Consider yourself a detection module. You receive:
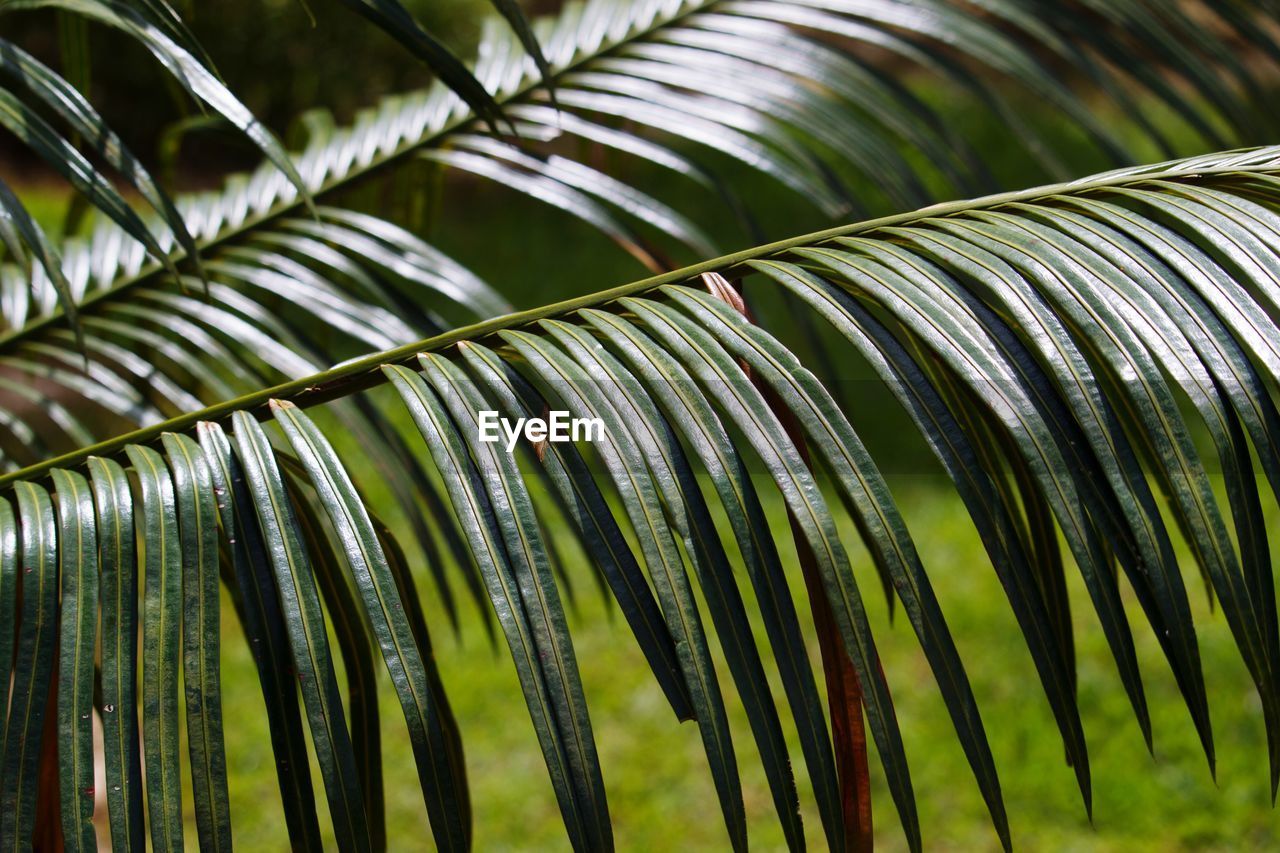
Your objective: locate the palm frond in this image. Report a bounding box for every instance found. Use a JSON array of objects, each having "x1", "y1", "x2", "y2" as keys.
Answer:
[
  {"x1": 3, "y1": 146, "x2": 1280, "y2": 849},
  {"x1": 0, "y1": 0, "x2": 1271, "y2": 630}
]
